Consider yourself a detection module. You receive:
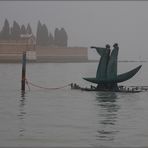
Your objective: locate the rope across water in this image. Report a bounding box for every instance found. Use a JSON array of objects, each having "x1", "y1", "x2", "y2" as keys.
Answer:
[{"x1": 25, "y1": 78, "x2": 71, "y2": 90}]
